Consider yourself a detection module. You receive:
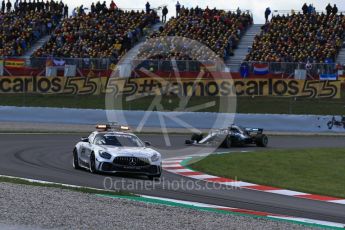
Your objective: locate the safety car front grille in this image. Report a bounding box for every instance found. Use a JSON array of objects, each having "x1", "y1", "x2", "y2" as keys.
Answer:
[{"x1": 113, "y1": 156, "x2": 150, "y2": 166}]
